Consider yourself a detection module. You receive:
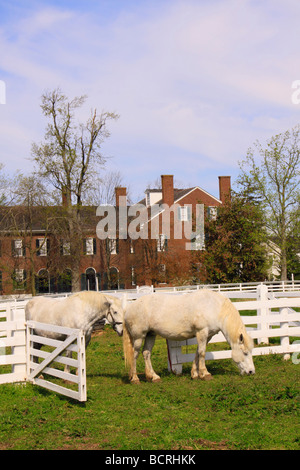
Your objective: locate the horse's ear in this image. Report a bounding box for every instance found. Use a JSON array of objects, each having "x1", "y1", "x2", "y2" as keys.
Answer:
[
  {"x1": 103, "y1": 295, "x2": 112, "y2": 307},
  {"x1": 239, "y1": 333, "x2": 244, "y2": 343}
]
